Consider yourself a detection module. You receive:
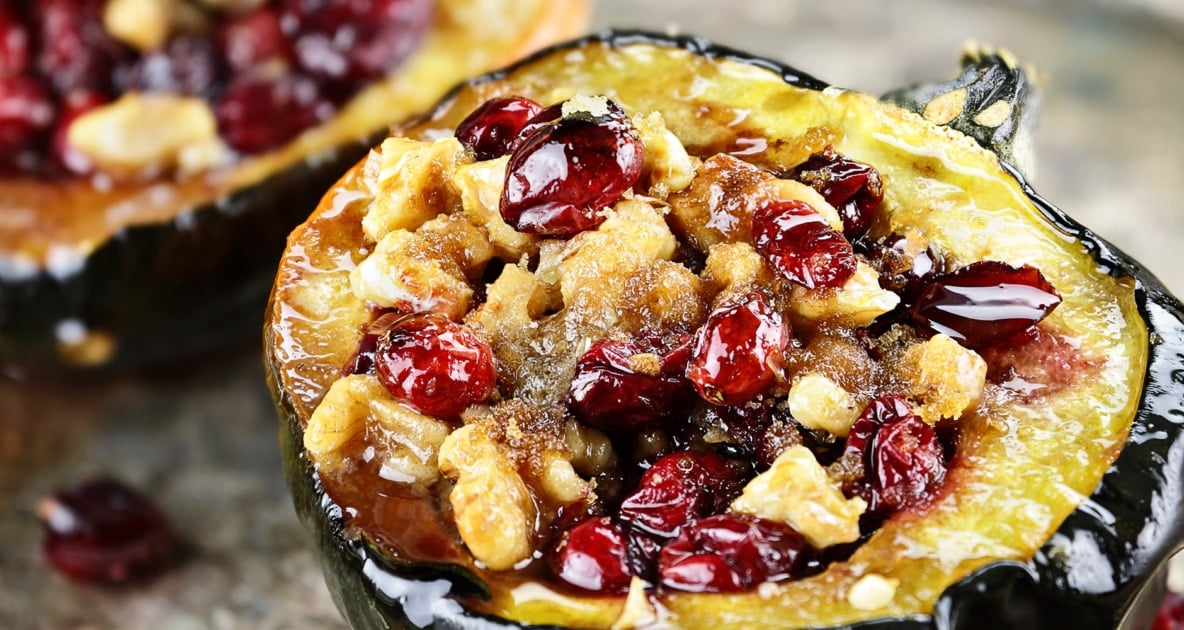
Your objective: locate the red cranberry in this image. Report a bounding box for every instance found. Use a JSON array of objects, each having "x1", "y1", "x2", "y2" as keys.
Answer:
[
  {"x1": 658, "y1": 514, "x2": 814, "y2": 593},
  {"x1": 214, "y1": 73, "x2": 332, "y2": 154},
  {"x1": 499, "y1": 98, "x2": 644, "y2": 236},
  {"x1": 1154, "y1": 590, "x2": 1184, "y2": 630},
  {"x1": 218, "y1": 6, "x2": 293, "y2": 73},
  {"x1": 51, "y1": 89, "x2": 109, "y2": 174},
  {"x1": 909, "y1": 260, "x2": 1062, "y2": 350},
  {"x1": 34, "y1": 0, "x2": 127, "y2": 93},
  {"x1": 454, "y1": 96, "x2": 545, "y2": 161},
  {"x1": 618, "y1": 451, "x2": 748, "y2": 539},
  {"x1": 844, "y1": 395, "x2": 946, "y2": 517},
  {"x1": 686, "y1": 292, "x2": 788, "y2": 406},
  {"x1": 119, "y1": 35, "x2": 224, "y2": 97},
  {"x1": 549, "y1": 516, "x2": 632, "y2": 594},
  {"x1": 37, "y1": 477, "x2": 177, "y2": 583},
  {"x1": 0, "y1": 6, "x2": 30, "y2": 78},
  {"x1": 567, "y1": 335, "x2": 690, "y2": 432},
  {"x1": 751, "y1": 198, "x2": 857, "y2": 289},
  {"x1": 0, "y1": 75, "x2": 54, "y2": 154},
  {"x1": 372, "y1": 313, "x2": 497, "y2": 420},
  {"x1": 788, "y1": 146, "x2": 884, "y2": 238},
  {"x1": 284, "y1": 0, "x2": 433, "y2": 87}
]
